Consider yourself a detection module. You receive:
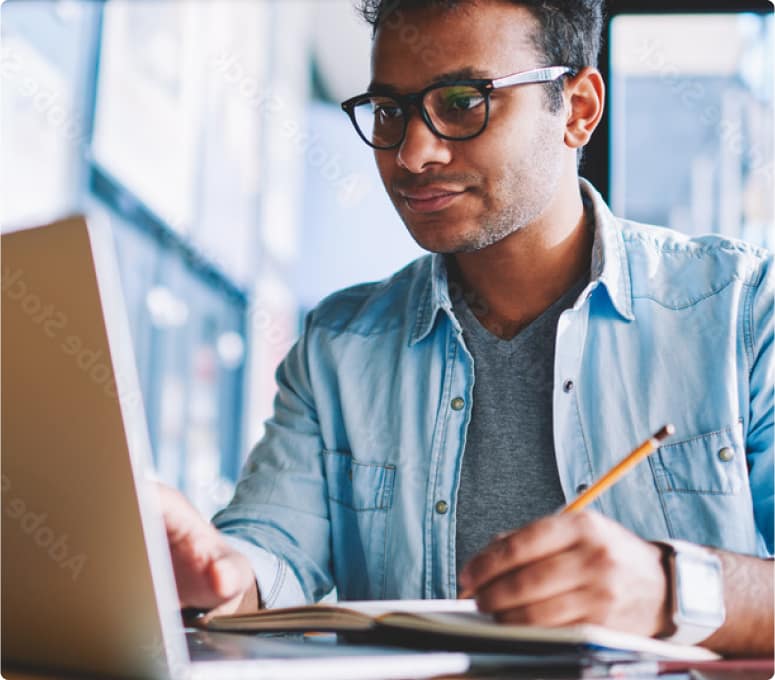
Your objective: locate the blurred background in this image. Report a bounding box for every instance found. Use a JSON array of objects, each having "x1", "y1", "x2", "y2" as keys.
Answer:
[{"x1": 1, "y1": 0, "x2": 772, "y2": 517}]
